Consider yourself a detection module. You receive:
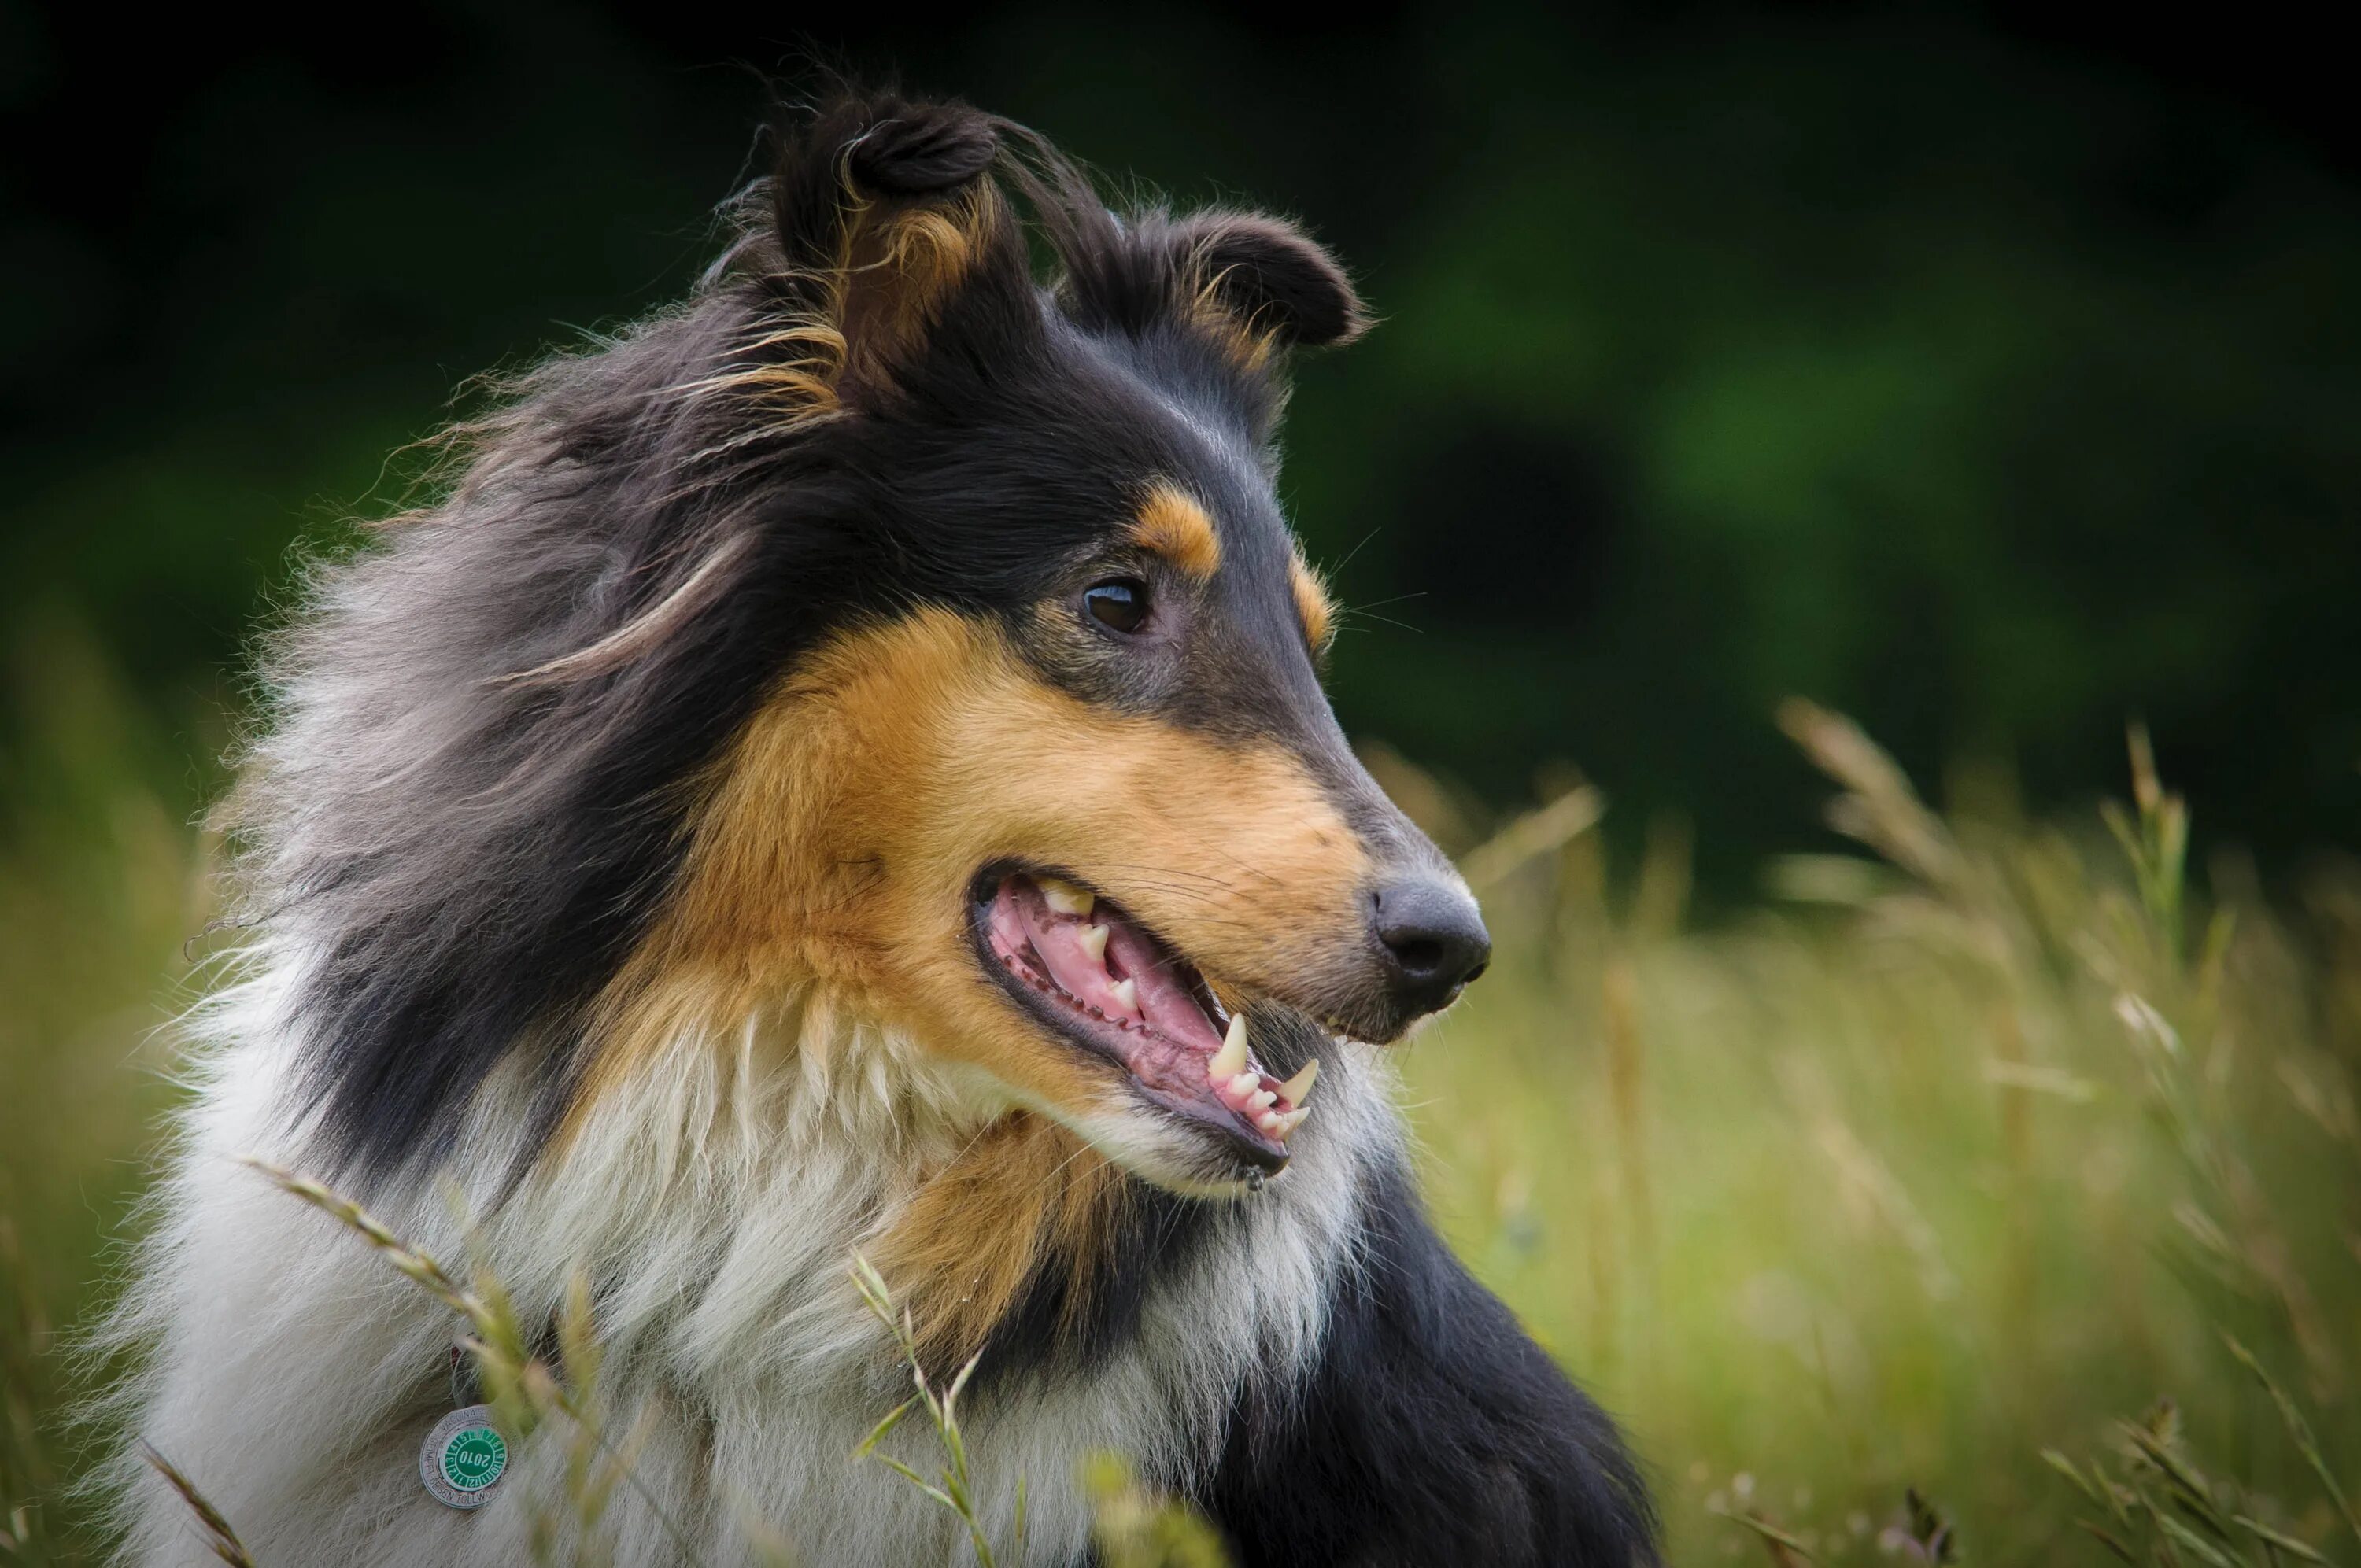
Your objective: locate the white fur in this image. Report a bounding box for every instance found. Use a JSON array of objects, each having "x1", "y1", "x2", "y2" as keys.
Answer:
[{"x1": 102, "y1": 949, "x2": 1395, "y2": 1566}]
